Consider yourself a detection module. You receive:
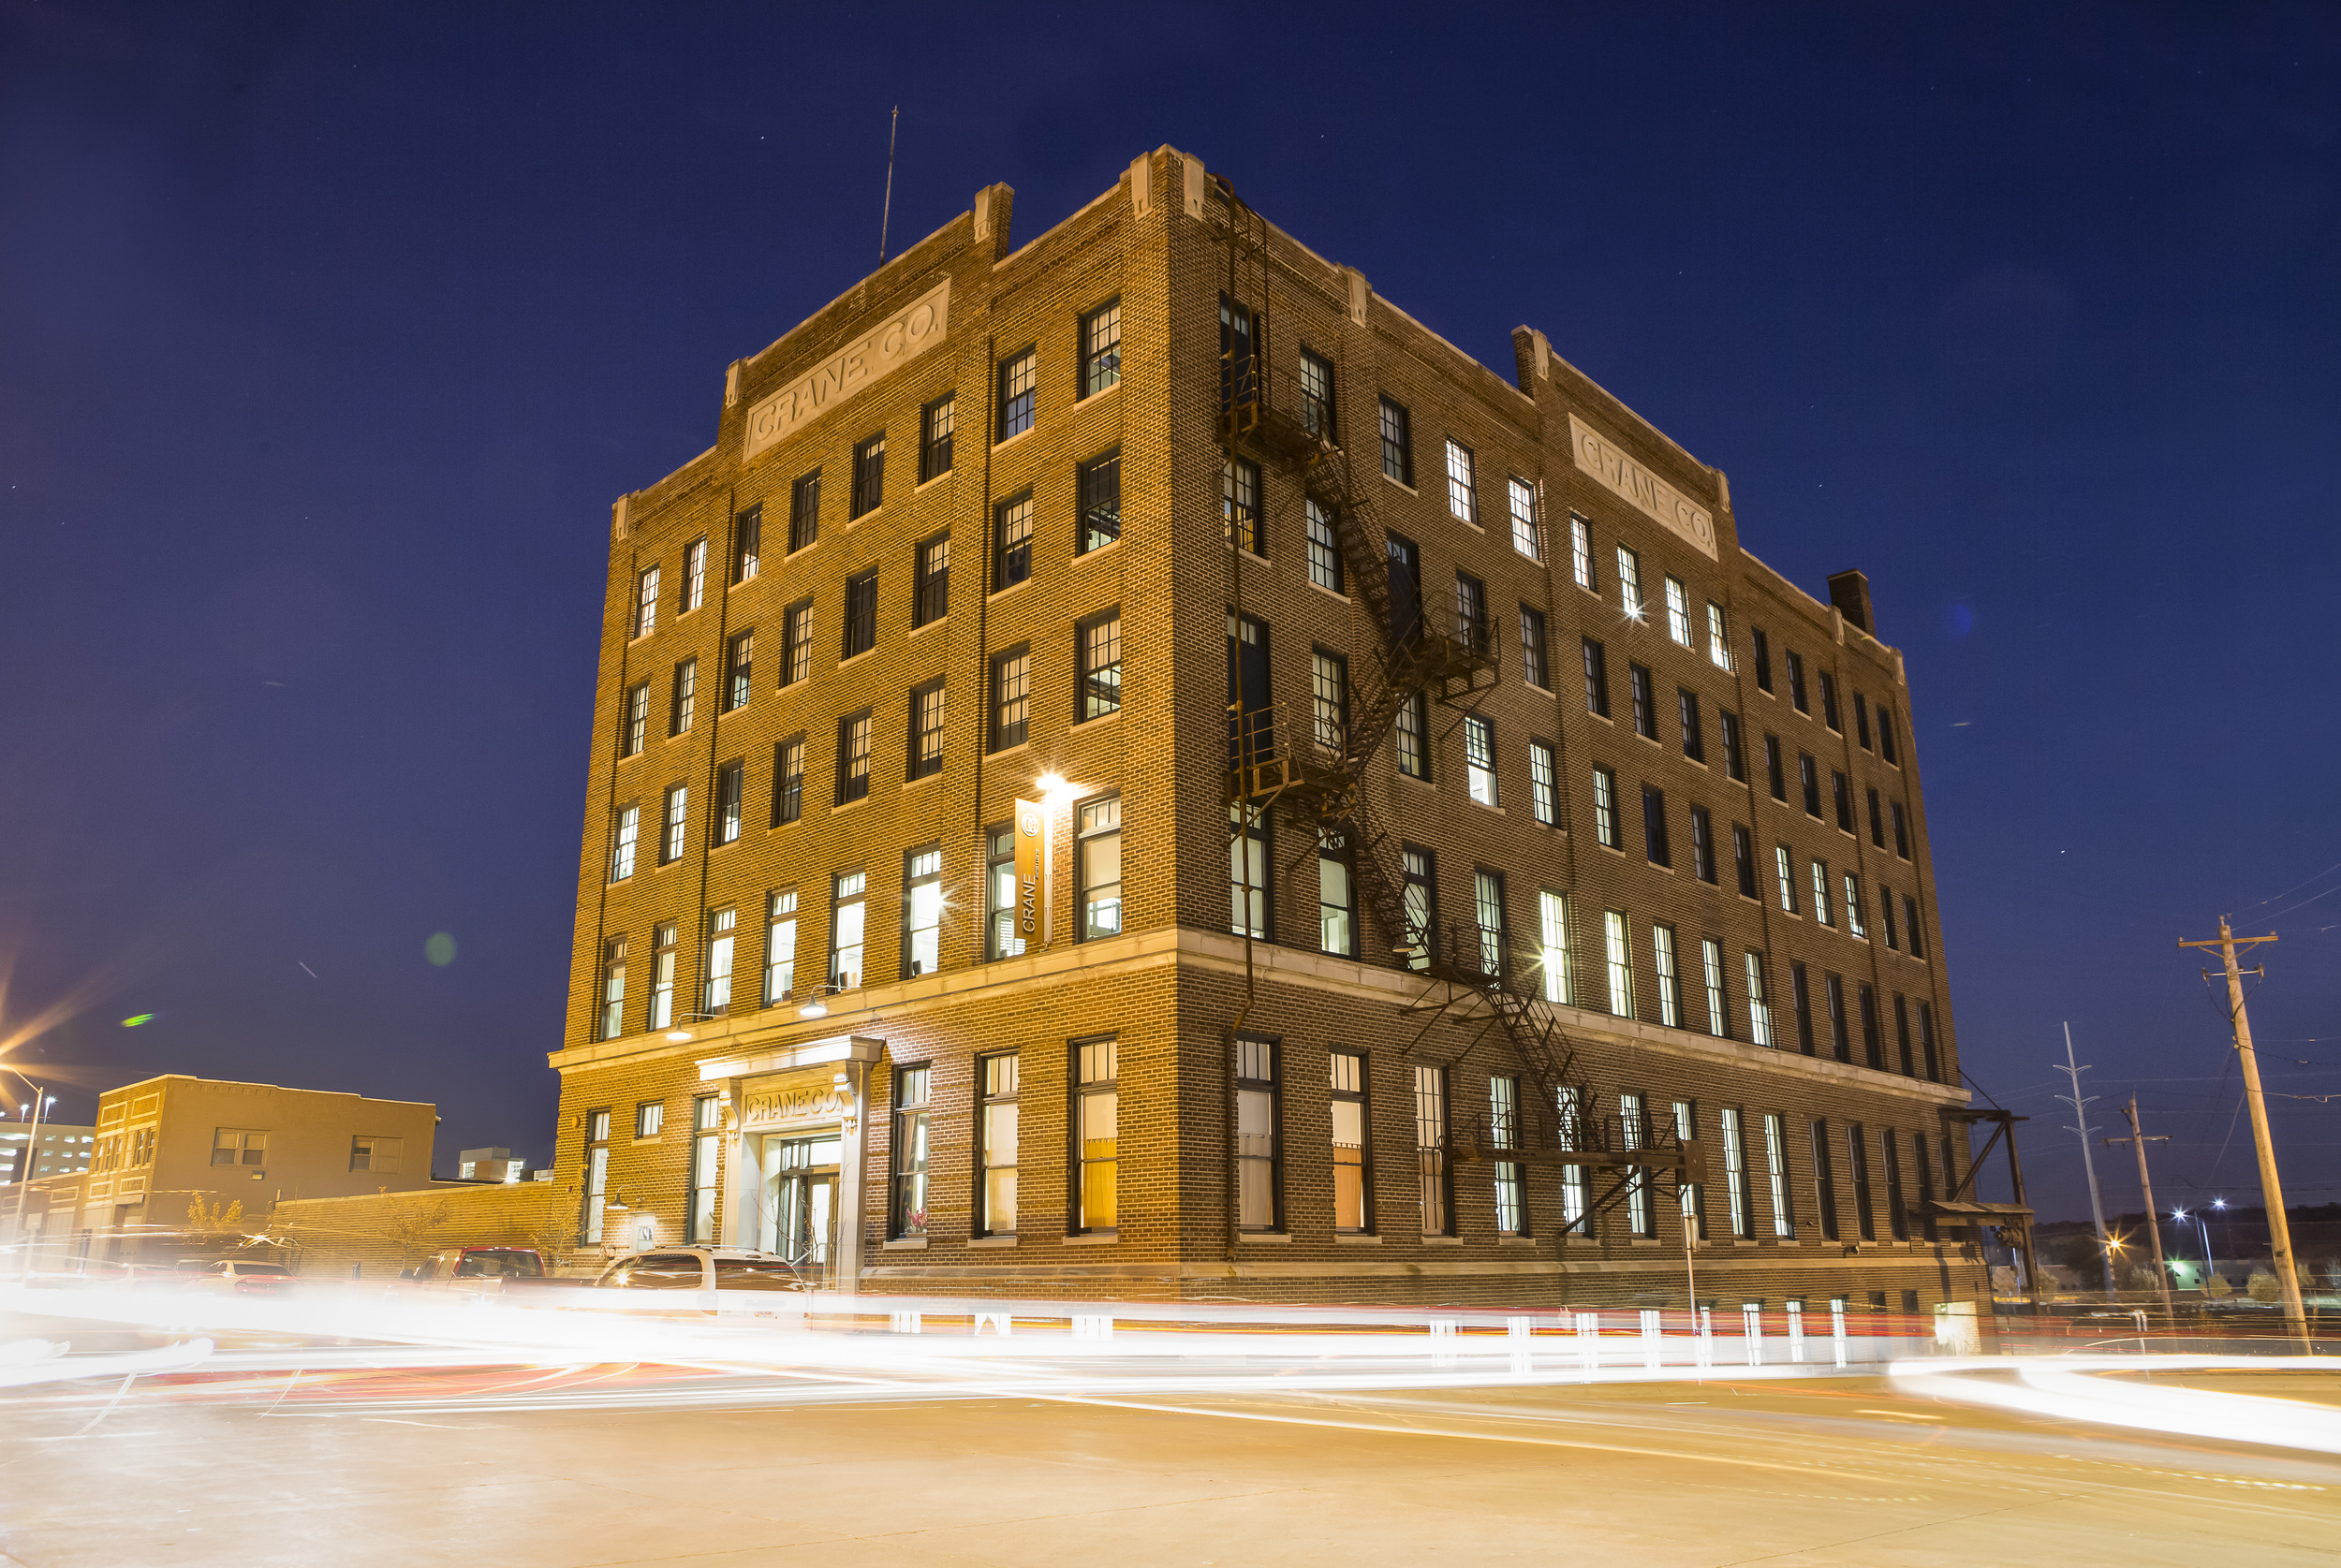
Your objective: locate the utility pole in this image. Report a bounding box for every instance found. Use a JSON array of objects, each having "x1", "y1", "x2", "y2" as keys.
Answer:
[
  {"x1": 7, "y1": 1076, "x2": 47, "y2": 1278},
  {"x1": 2178, "y1": 917, "x2": 2308, "y2": 1349},
  {"x1": 2104, "y1": 1096, "x2": 2172, "y2": 1317},
  {"x1": 2052, "y1": 1024, "x2": 2115, "y2": 1302}
]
